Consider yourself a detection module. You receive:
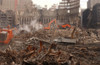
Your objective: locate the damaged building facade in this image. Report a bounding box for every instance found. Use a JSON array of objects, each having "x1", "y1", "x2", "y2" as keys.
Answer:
[
  {"x1": 82, "y1": 0, "x2": 100, "y2": 28},
  {"x1": 87, "y1": 0, "x2": 100, "y2": 10},
  {"x1": 0, "y1": 0, "x2": 80, "y2": 28},
  {"x1": 39, "y1": 0, "x2": 80, "y2": 25},
  {"x1": 39, "y1": 5, "x2": 57, "y2": 24},
  {"x1": 57, "y1": 0, "x2": 80, "y2": 25},
  {"x1": 0, "y1": 0, "x2": 39, "y2": 28},
  {"x1": 17, "y1": 2, "x2": 40, "y2": 26}
]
